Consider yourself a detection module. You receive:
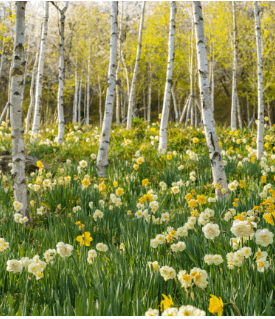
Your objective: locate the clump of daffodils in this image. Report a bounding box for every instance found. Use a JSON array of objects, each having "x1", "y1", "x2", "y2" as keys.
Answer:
[
  {"x1": 14, "y1": 213, "x2": 28, "y2": 224},
  {"x1": 0, "y1": 238, "x2": 9, "y2": 252}
]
